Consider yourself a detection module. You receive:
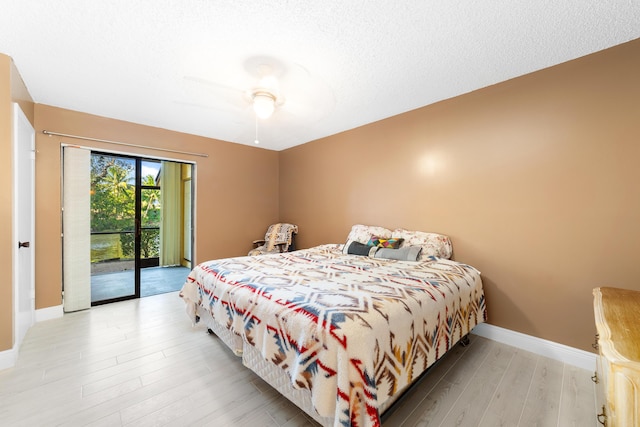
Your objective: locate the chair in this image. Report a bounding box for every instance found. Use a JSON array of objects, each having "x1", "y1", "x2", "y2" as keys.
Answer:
[{"x1": 249, "y1": 223, "x2": 298, "y2": 256}]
